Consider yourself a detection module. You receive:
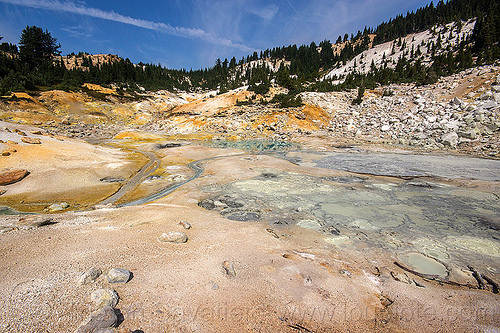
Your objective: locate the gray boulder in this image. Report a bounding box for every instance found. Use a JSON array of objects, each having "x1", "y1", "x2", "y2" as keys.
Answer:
[
  {"x1": 79, "y1": 268, "x2": 102, "y2": 285},
  {"x1": 75, "y1": 306, "x2": 117, "y2": 333},
  {"x1": 91, "y1": 289, "x2": 119, "y2": 308},
  {"x1": 106, "y1": 268, "x2": 130, "y2": 283},
  {"x1": 458, "y1": 129, "x2": 477, "y2": 140}
]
